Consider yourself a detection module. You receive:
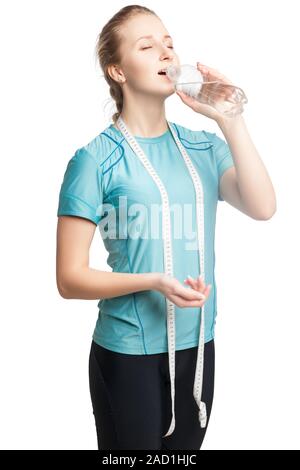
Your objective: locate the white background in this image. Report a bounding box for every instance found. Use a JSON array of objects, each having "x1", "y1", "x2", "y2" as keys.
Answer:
[{"x1": 1, "y1": 0, "x2": 299, "y2": 450}]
